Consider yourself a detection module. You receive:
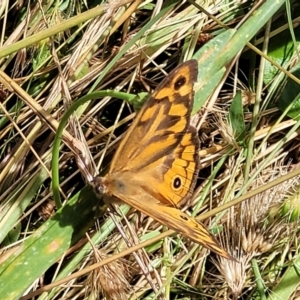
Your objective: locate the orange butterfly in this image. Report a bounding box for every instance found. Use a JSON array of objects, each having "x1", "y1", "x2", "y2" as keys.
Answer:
[{"x1": 93, "y1": 60, "x2": 233, "y2": 260}]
